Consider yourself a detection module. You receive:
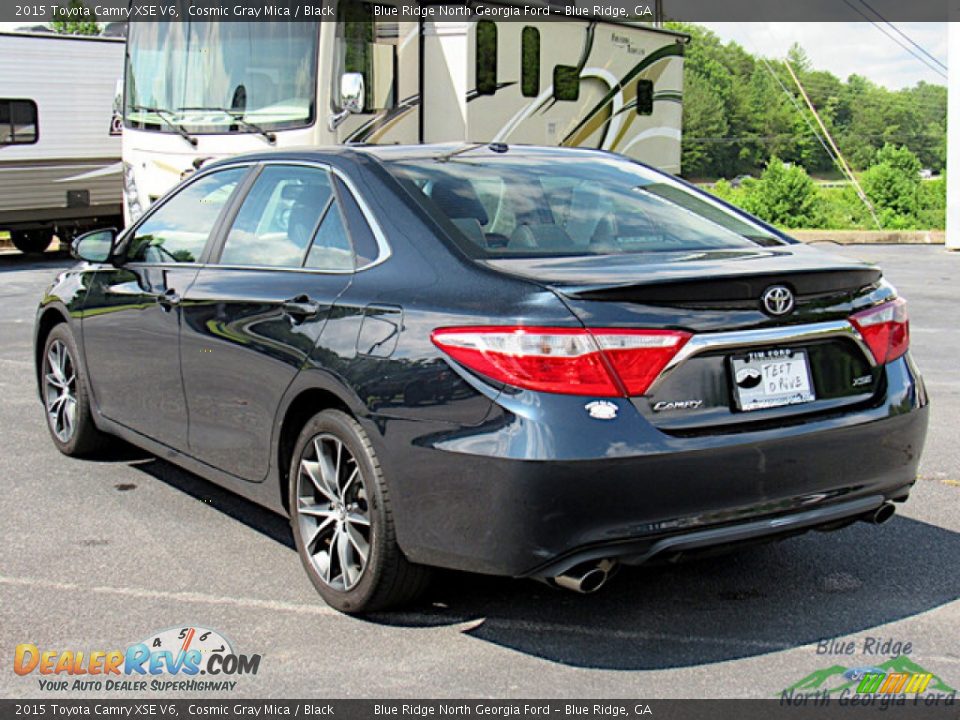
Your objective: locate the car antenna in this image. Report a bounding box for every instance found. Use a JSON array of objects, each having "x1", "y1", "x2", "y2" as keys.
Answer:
[{"x1": 435, "y1": 142, "x2": 490, "y2": 163}]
